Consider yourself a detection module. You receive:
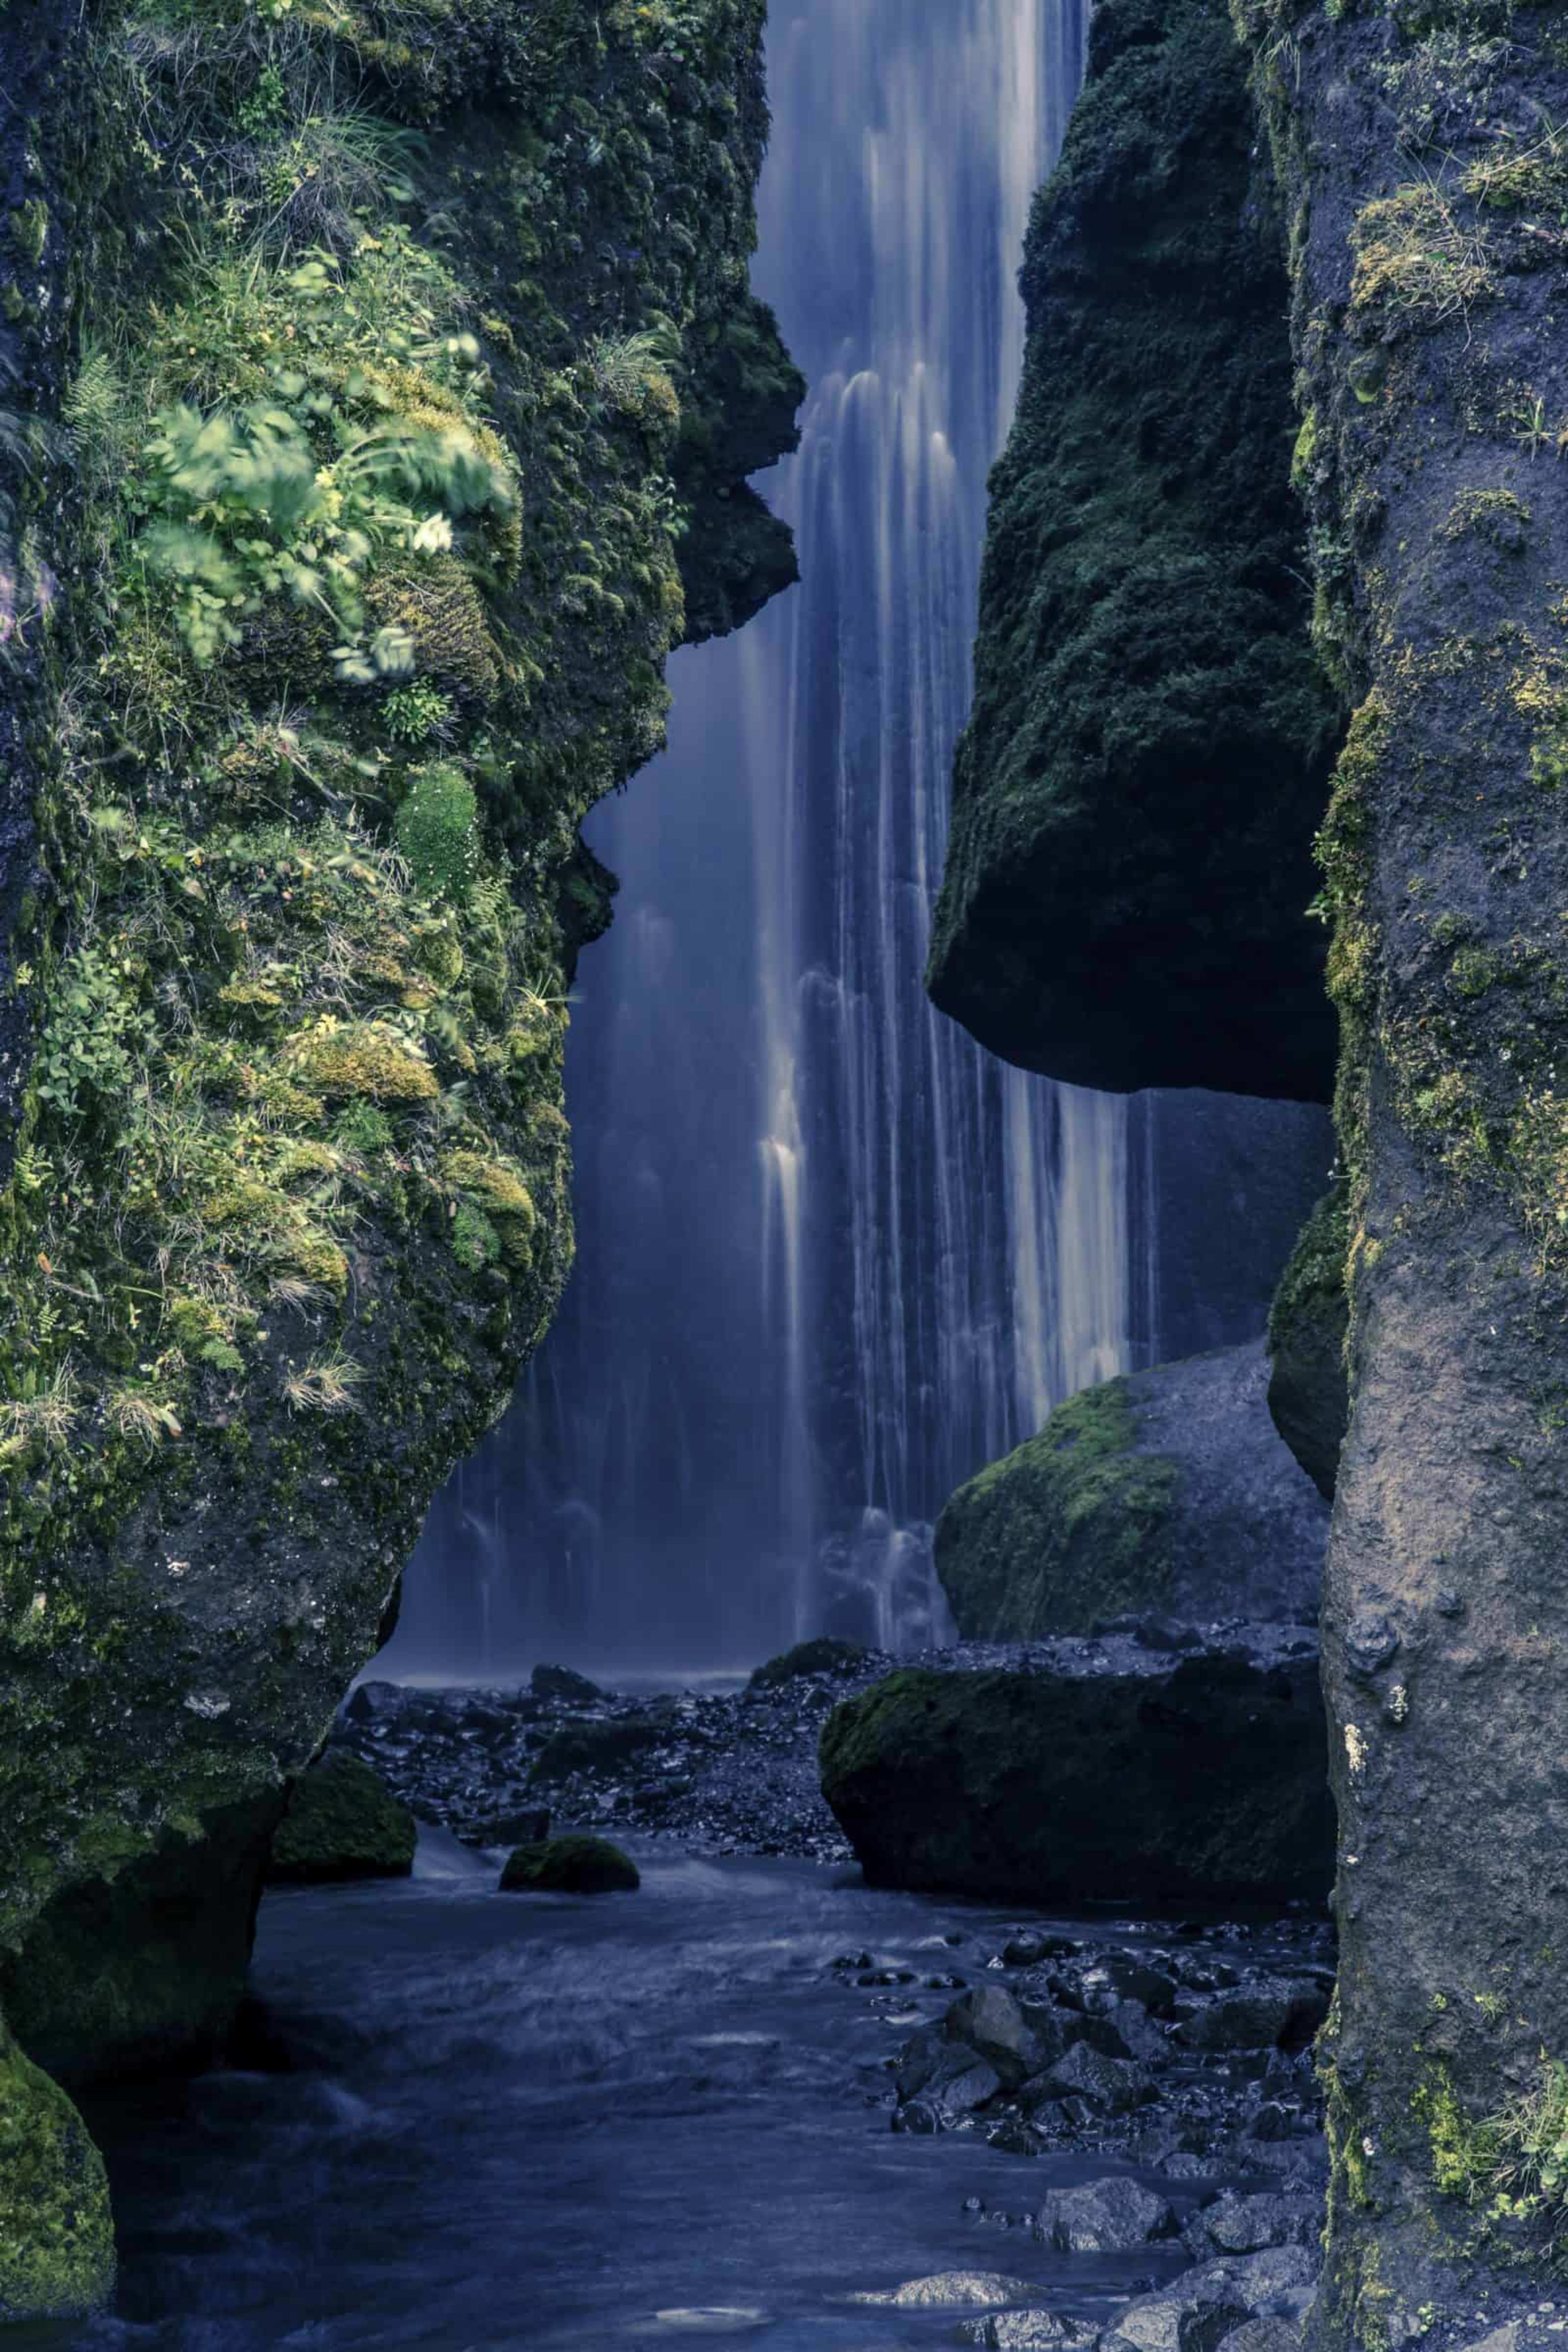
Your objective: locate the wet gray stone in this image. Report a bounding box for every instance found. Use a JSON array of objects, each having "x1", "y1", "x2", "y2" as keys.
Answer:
[
  {"x1": 1035, "y1": 2177, "x2": 1177, "y2": 2253},
  {"x1": 1031, "y1": 2041, "x2": 1155, "y2": 2115}
]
